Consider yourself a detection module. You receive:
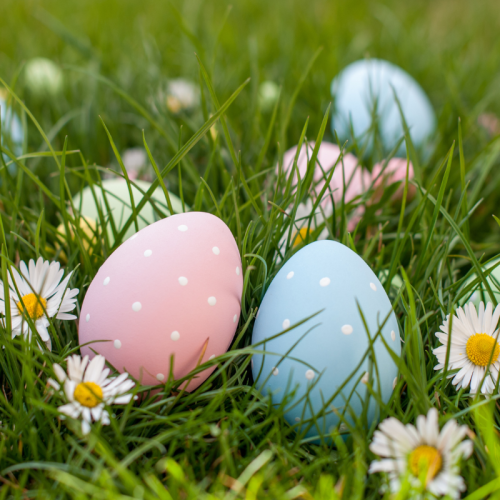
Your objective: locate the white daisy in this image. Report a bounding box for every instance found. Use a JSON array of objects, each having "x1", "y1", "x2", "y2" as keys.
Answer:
[
  {"x1": 0, "y1": 257, "x2": 79, "y2": 348},
  {"x1": 433, "y1": 302, "x2": 500, "y2": 394},
  {"x1": 166, "y1": 78, "x2": 199, "y2": 114},
  {"x1": 369, "y1": 408, "x2": 473, "y2": 499},
  {"x1": 279, "y1": 199, "x2": 331, "y2": 255},
  {"x1": 48, "y1": 354, "x2": 135, "y2": 435}
]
